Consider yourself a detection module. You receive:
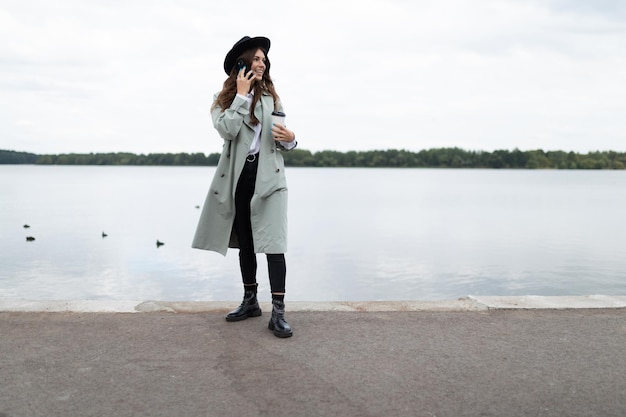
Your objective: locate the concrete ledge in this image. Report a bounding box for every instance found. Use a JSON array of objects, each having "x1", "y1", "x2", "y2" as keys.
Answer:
[
  {"x1": 135, "y1": 298, "x2": 487, "y2": 313},
  {"x1": 1, "y1": 295, "x2": 625, "y2": 313},
  {"x1": 0, "y1": 299, "x2": 484, "y2": 313},
  {"x1": 0, "y1": 299, "x2": 141, "y2": 313},
  {"x1": 468, "y1": 295, "x2": 626, "y2": 310}
]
